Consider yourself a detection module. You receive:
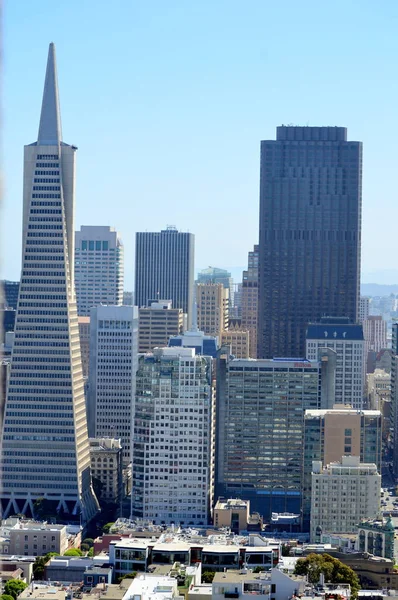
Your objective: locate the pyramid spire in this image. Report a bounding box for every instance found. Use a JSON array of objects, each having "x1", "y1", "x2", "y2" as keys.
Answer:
[{"x1": 38, "y1": 43, "x2": 62, "y2": 145}]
